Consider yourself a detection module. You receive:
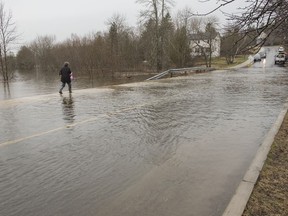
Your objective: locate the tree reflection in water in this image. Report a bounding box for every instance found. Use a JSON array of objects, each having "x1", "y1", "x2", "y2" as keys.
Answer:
[{"x1": 2, "y1": 82, "x2": 11, "y2": 99}]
